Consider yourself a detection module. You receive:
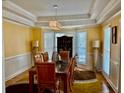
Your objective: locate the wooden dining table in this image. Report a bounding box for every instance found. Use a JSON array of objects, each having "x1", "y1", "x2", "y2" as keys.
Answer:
[{"x1": 29, "y1": 60, "x2": 72, "y2": 93}]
